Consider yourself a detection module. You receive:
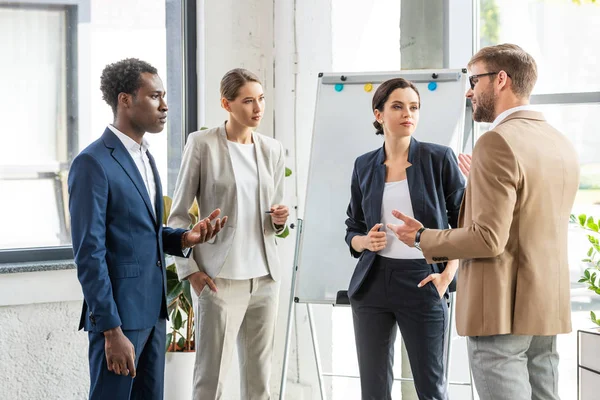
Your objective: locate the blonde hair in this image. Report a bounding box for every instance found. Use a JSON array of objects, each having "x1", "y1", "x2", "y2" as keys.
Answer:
[
  {"x1": 220, "y1": 68, "x2": 262, "y2": 101},
  {"x1": 468, "y1": 43, "x2": 537, "y2": 98}
]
